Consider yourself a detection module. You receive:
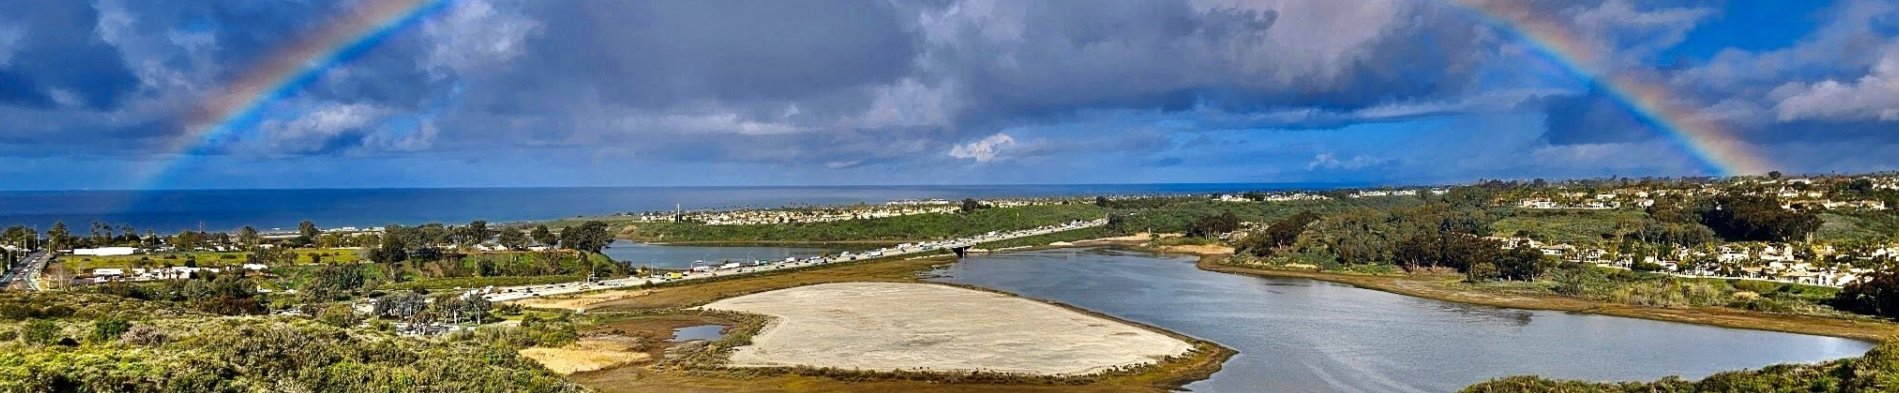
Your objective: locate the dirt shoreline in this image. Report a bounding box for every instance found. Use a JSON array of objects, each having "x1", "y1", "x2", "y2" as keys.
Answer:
[
  {"x1": 601, "y1": 233, "x2": 1898, "y2": 342},
  {"x1": 523, "y1": 254, "x2": 1233, "y2": 393},
  {"x1": 1106, "y1": 240, "x2": 1899, "y2": 343},
  {"x1": 701, "y1": 282, "x2": 1196, "y2": 376}
]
